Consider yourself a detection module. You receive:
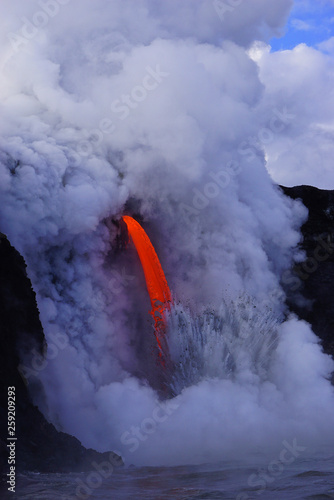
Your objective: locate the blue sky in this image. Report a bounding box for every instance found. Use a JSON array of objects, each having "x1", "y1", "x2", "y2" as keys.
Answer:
[{"x1": 270, "y1": 0, "x2": 334, "y2": 51}]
